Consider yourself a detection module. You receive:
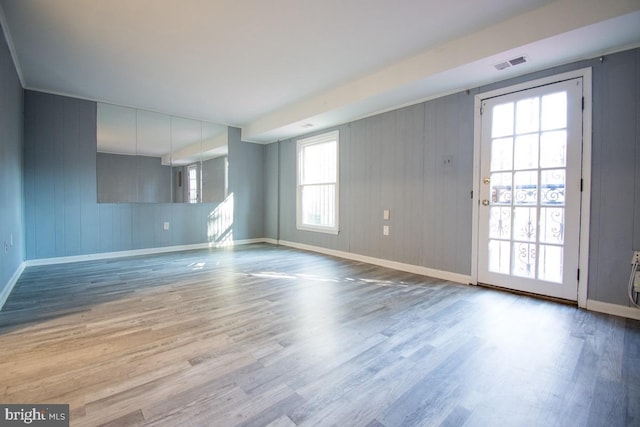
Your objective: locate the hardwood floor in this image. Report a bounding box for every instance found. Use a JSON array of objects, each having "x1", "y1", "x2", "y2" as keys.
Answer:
[{"x1": 1, "y1": 243, "x2": 639, "y2": 426}]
